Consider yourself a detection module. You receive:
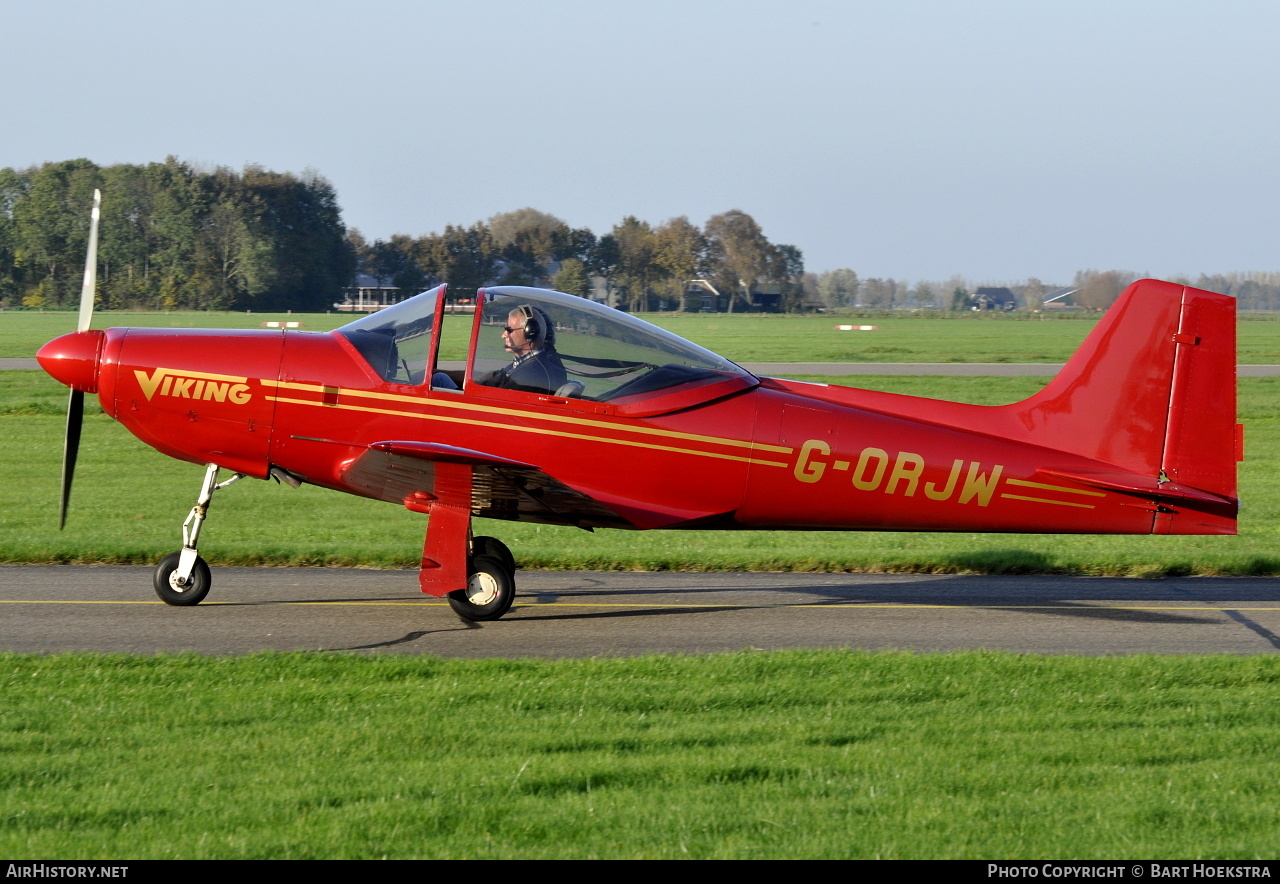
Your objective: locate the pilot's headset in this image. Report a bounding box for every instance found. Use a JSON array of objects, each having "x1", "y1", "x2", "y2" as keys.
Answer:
[{"x1": 516, "y1": 304, "x2": 555, "y2": 348}]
